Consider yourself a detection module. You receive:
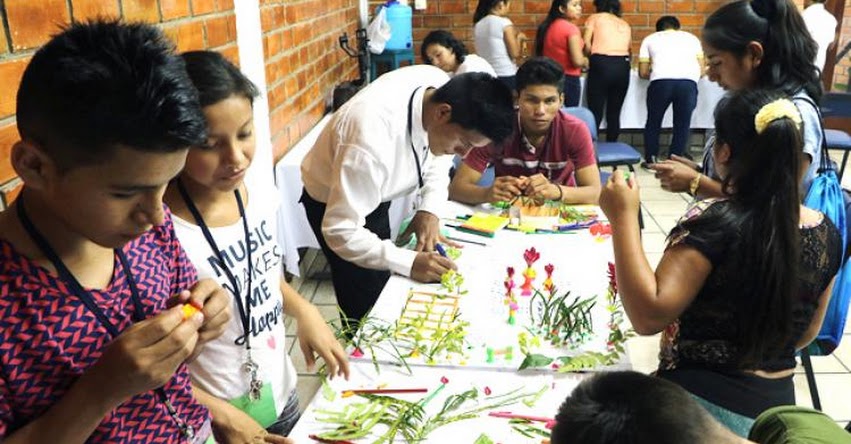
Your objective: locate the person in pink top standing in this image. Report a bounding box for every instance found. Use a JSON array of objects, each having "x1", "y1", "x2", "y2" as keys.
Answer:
[
  {"x1": 535, "y1": 0, "x2": 588, "y2": 106},
  {"x1": 583, "y1": 0, "x2": 632, "y2": 142}
]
